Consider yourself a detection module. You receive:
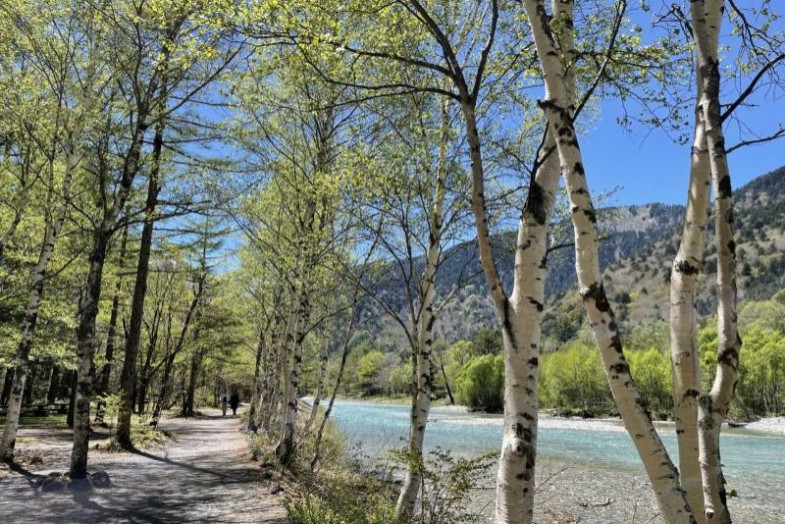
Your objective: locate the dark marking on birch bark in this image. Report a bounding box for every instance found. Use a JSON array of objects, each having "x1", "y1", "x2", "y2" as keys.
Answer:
[
  {"x1": 581, "y1": 283, "x2": 611, "y2": 313},
  {"x1": 717, "y1": 349, "x2": 738, "y2": 370},
  {"x1": 527, "y1": 357, "x2": 538, "y2": 367},
  {"x1": 525, "y1": 180, "x2": 548, "y2": 225},
  {"x1": 609, "y1": 362, "x2": 630, "y2": 375},
  {"x1": 528, "y1": 298, "x2": 544, "y2": 312},
  {"x1": 717, "y1": 175, "x2": 732, "y2": 198},
  {"x1": 675, "y1": 259, "x2": 700, "y2": 275}
]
